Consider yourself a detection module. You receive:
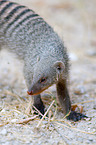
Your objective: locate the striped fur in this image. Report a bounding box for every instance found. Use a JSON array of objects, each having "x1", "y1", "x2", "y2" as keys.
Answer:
[
  {"x1": 0, "y1": 1, "x2": 49, "y2": 57},
  {"x1": 0, "y1": 1, "x2": 72, "y2": 118},
  {"x1": 0, "y1": 1, "x2": 43, "y2": 37},
  {"x1": 0, "y1": 0, "x2": 66, "y2": 62},
  {"x1": 0, "y1": 0, "x2": 69, "y2": 82}
]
